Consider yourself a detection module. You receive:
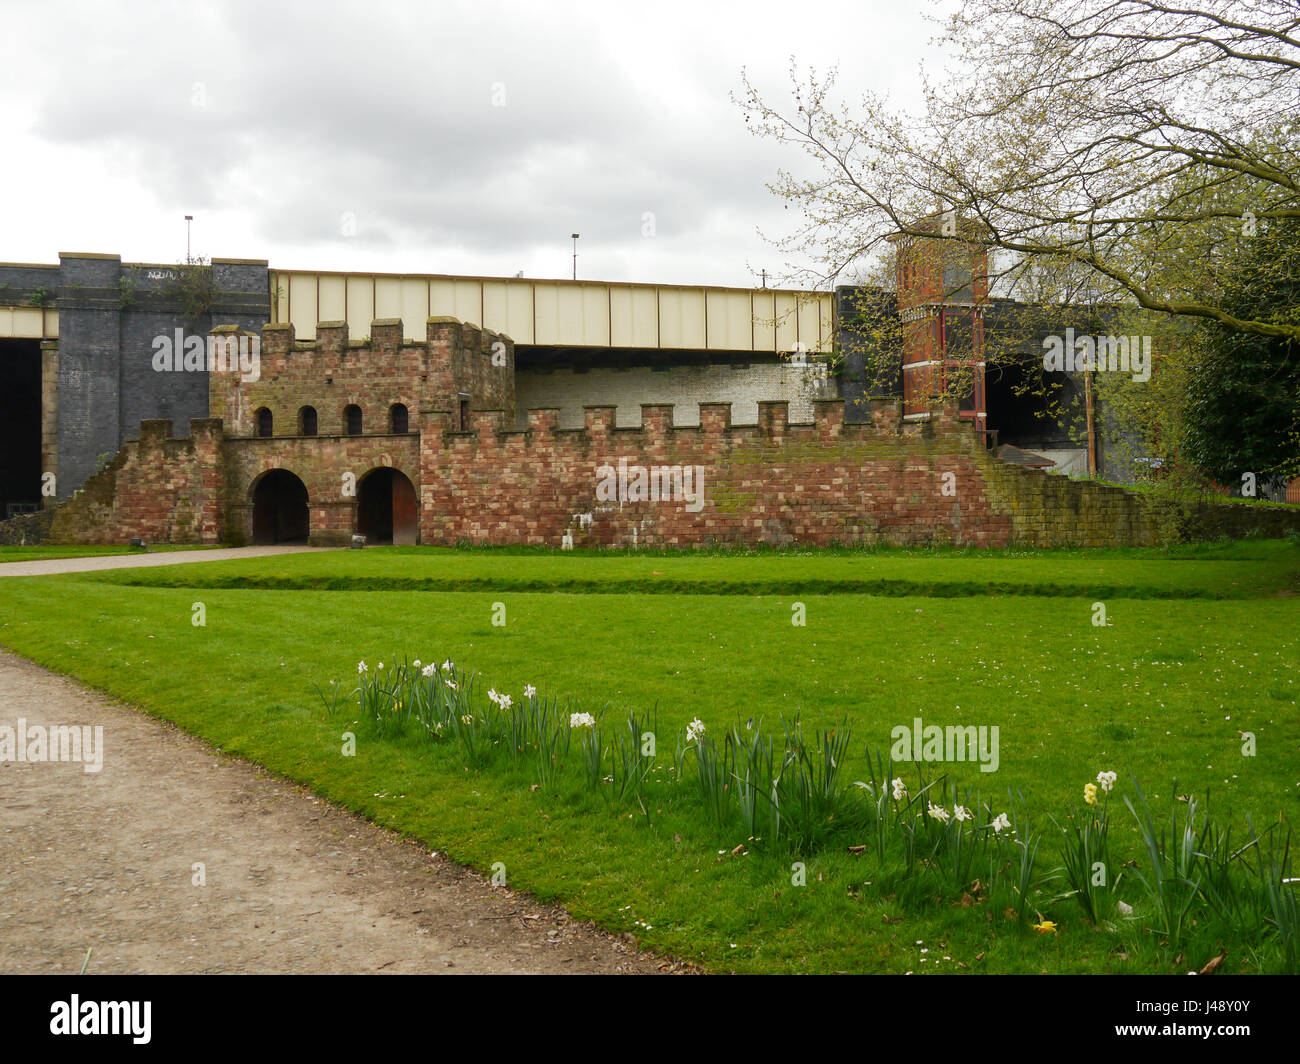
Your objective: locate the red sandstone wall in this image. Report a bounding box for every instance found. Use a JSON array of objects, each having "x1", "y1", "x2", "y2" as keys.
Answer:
[
  {"x1": 417, "y1": 399, "x2": 1015, "y2": 547},
  {"x1": 210, "y1": 318, "x2": 514, "y2": 438},
  {"x1": 45, "y1": 315, "x2": 1300, "y2": 548},
  {"x1": 49, "y1": 419, "x2": 224, "y2": 544},
  {"x1": 224, "y1": 435, "x2": 422, "y2": 546}
]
